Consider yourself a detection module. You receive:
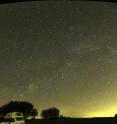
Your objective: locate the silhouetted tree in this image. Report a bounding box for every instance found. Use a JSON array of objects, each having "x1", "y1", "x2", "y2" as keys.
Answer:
[
  {"x1": 115, "y1": 114, "x2": 117, "y2": 119},
  {"x1": 41, "y1": 107, "x2": 60, "y2": 119},
  {"x1": 0, "y1": 100, "x2": 38, "y2": 119}
]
